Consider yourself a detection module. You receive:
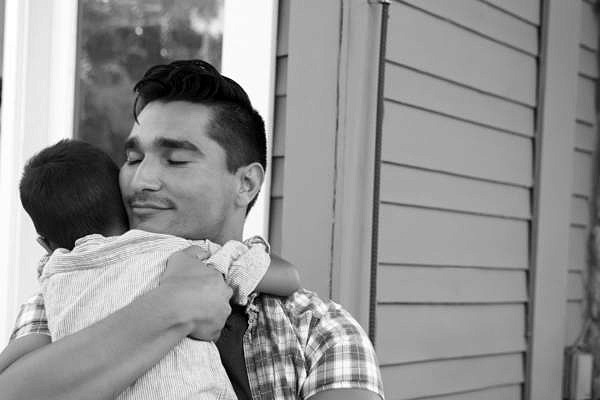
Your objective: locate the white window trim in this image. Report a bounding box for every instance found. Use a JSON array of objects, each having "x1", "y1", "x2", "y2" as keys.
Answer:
[{"x1": 0, "y1": 0, "x2": 77, "y2": 346}]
